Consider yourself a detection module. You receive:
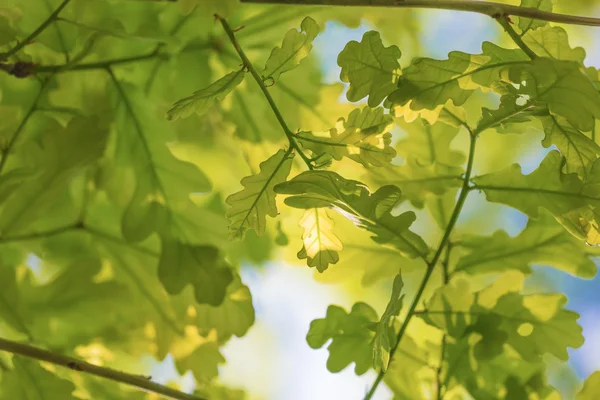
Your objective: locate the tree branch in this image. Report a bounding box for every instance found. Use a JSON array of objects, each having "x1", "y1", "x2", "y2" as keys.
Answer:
[
  {"x1": 216, "y1": 15, "x2": 314, "y2": 170},
  {"x1": 0, "y1": 0, "x2": 72, "y2": 61},
  {"x1": 496, "y1": 16, "x2": 537, "y2": 59},
  {"x1": 0, "y1": 223, "x2": 82, "y2": 243},
  {"x1": 239, "y1": 0, "x2": 600, "y2": 27},
  {"x1": 436, "y1": 244, "x2": 451, "y2": 400},
  {"x1": 0, "y1": 79, "x2": 49, "y2": 175},
  {"x1": 363, "y1": 128, "x2": 477, "y2": 400},
  {"x1": 0, "y1": 337, "x2": 205, "y2": 400}
]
